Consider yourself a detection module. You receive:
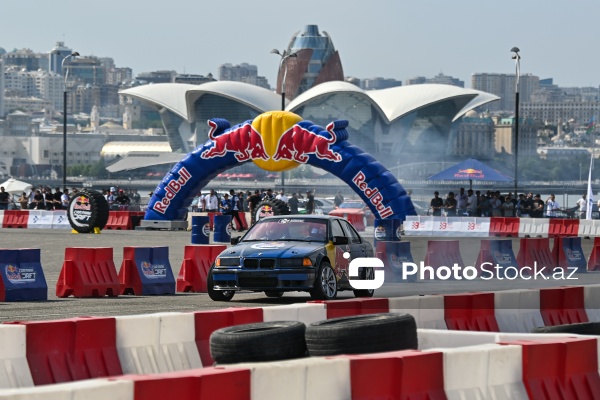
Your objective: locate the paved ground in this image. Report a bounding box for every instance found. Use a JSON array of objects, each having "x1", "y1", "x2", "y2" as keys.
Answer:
[{"x1": 0, "y1": 227, "x2": 598, "y2": 322}]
